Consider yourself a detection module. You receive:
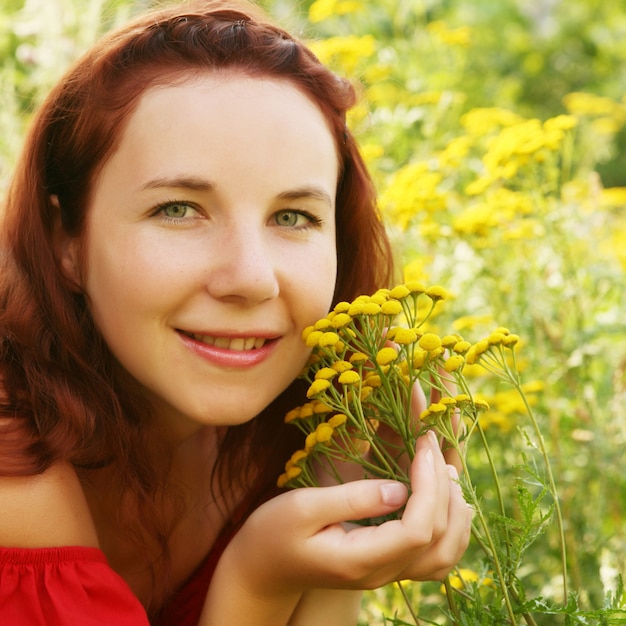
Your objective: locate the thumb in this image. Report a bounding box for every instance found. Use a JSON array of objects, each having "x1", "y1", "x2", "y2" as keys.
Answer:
[{"x1": 292, "y1": 480, "x2": 408, "y2": 530}]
